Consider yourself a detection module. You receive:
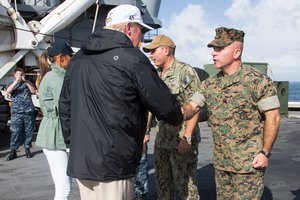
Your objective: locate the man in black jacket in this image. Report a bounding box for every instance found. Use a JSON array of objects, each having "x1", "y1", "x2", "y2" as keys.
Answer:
[{"x1": 59, "y1": 4, "x2": 183, "y2": 200}]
